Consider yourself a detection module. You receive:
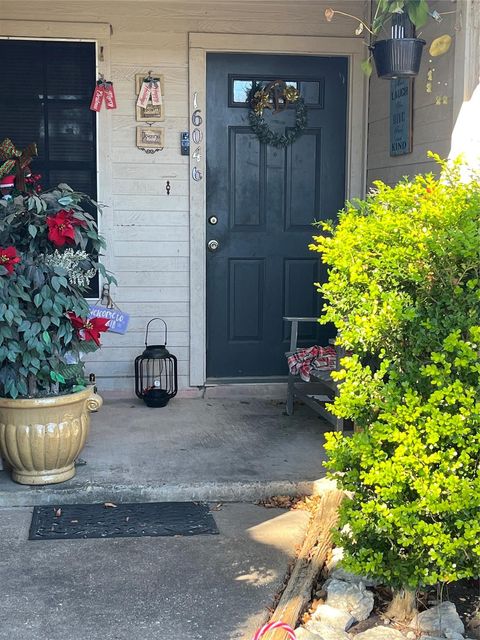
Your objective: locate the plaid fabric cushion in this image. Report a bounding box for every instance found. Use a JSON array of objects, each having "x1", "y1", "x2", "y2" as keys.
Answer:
[{"x1": 287, "y1": 345, "x2": 337, "y2": 382}]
